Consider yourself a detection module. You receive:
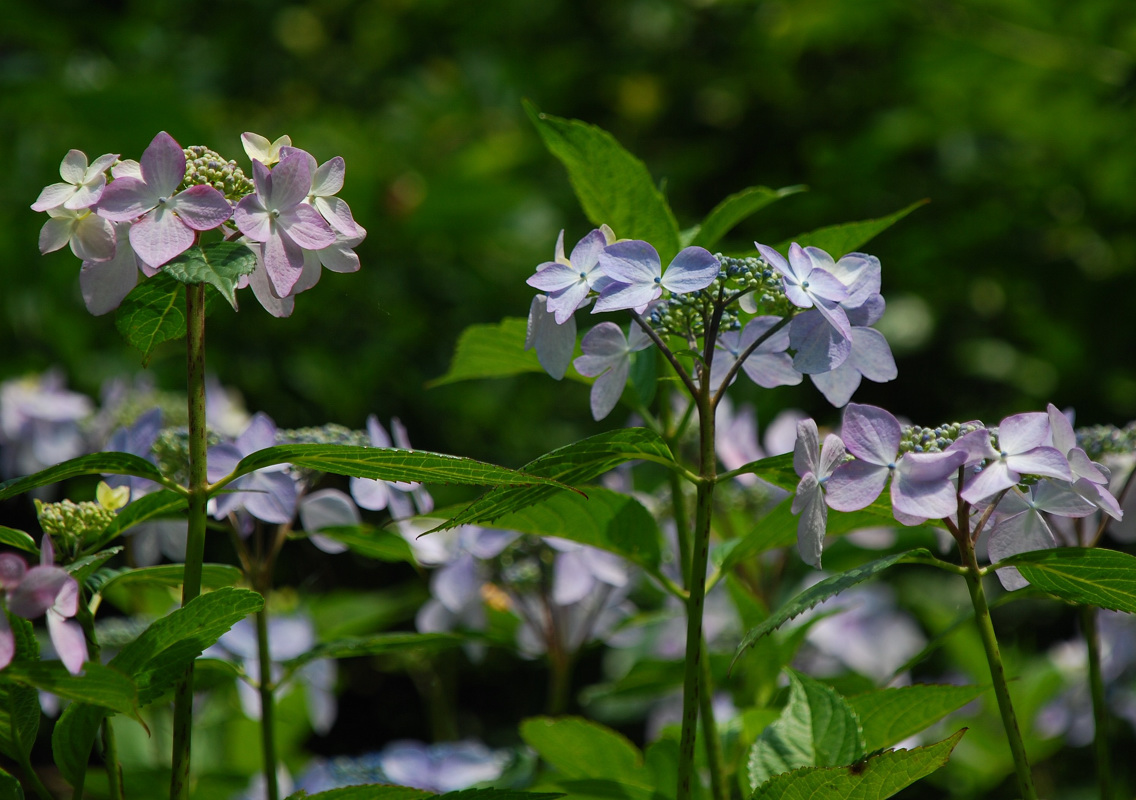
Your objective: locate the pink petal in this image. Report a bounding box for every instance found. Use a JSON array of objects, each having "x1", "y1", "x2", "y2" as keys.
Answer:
[
  {"x1": 317, "y1": 239, "x2": 361, "y2": 273},
  {"x1": 234, "y1": 196, "x2": 271, "y2": 242},
  {"x1": 311, "y1": 156, "x2": 345, "y2": 195},
  {"x1": 793, "y1": 418, "x2": 820, "y2": 478},
  {"x1": 47, "y1": 612, "x2": 88, "y2": 675},
  {"x1": 71, "y1": 214, "x2": 116, "y2": 262},
  {"x1": 8, "y1": 567, "x2": 69, "y2": 618},
  {"x1": 139, "y1": 131, "x2": 186, "y2": 197},
  {"x1": 263, "y1": 230, "x2": 305, "y2": 296},
  {"x1": 59, "y1": 150, "x2": 89, "y2": 183},
  {"x1": 96, "y1": 177, "x2": 159, "y2": 222},
  {"x1": 267, "y1": 152, "x2": 313, "y2": 210},
  {"x1": 80, "y1": 234, "x2": 139, "y2": 316},
  {"x1": 65, "y1": 177, "x2": 107, "y2": 210},
  {"x1": 32, "y1": 182, "x2": 78, "y2": 212},
  {"x1": 840, "y1": 403, "x2": 901, "y2": 466},
  {"x1": 172, "y1": 185, "x2": 232, "y2": 231},
  {"x1": 281, "y1": 203, "x2": 335, "y2": 250},
  {"x1": 0, "y1": 615, "x2": 12, "y2": 670},
  {"x1": 128, "y1": 208, "x2": 194, "y2": 267},
  {"x1": 249, "y1": 259, "x2": 295, "y2": 318},
  {"x1": 960, "y1": 461, "x2": 1016, "y2": 505},
  {"x1": 314, "y1": 195, "x2": 362, "y2": 236}
]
